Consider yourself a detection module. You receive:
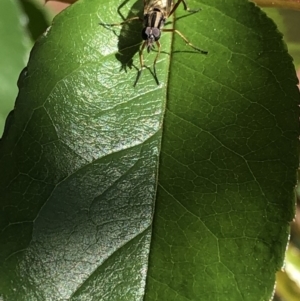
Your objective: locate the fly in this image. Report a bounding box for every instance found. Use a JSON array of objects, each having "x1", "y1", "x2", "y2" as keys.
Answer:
[{"x1": 101, "y1": 0, "x2": 208, "y2": 86}]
